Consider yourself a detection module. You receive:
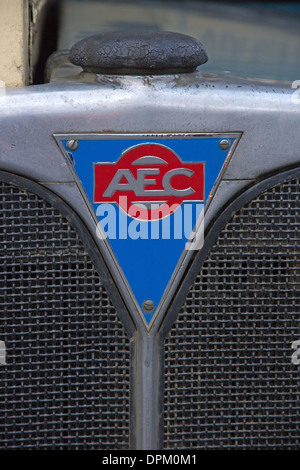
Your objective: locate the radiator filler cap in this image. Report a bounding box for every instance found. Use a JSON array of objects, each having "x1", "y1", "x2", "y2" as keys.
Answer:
[{"x1": 69, "y1": 30, "x2": 208, "y2": 75}]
